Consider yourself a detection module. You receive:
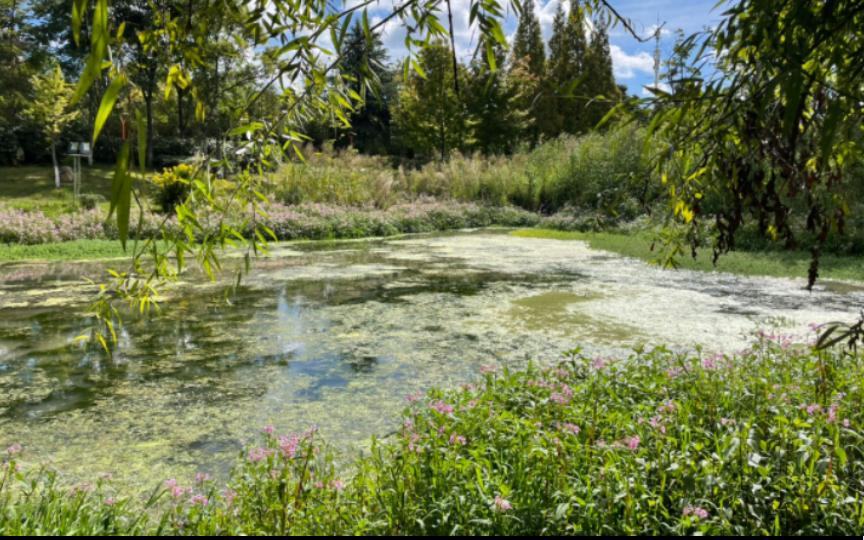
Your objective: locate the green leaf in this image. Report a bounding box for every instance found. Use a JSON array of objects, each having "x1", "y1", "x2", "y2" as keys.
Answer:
[
  {"x1": 108, "y1": 142, "x2": 130, "y2": 219},
  {"x1": 229, "y1": 123, "x2": 265, "y2": 137},
  {"x1": 836, "y1": 447, "x2": 848, "y2": 467},
  {"x1": 72, "y1": 0, "x2": 87, "y2": 47},
  {"x1": 485, "y1": 41, "x2": 497, "y2": 72},
  {"x1": 71, "y1": 0, "x2": 109, "y2": 106},
  {"x1": 93, "y1": 74, "x2": 126, "y2": 147}
]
